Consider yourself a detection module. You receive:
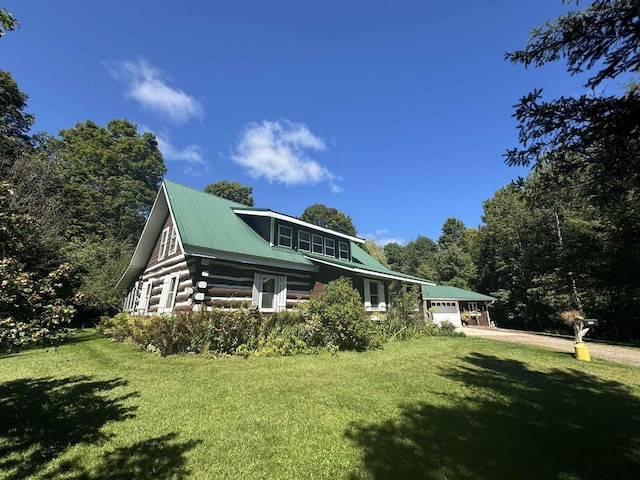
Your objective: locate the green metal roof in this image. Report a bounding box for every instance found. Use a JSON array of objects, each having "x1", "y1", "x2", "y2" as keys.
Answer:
[
  {"x1": 120, "y1": 180, "x2": 434, "y2": 287},
  {"x1": 303, "y1": 242, "x2": 434, "y2": 285},
  {"x1": 421, "y1": 285, "x2": 495, "y2": 301},
  {"x1": 164, "y1": 180, "x2": 313, "y2": 267}
]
